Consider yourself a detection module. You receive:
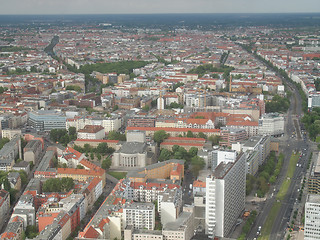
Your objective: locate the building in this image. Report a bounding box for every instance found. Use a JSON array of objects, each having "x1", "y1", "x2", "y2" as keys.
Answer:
[
  {"x1": 160, "y1": 137, "x2": 206, "y2": 151},
  {"x1": 123, "y1": 202, "x2": 155, "y2": 230},
  {"x1": 162, "y1": 206, "x2": 195, "y2": 240},
  {"x1": 112, "y1": 132, "x2": 156, "y2": 169},
  {"x1": 126, "y1": 127, "x2": 220, "y2": 139},
  {"x1": 205, "y1": 152, "x2": 246, "y2": 238},
  {"x1": 220, "y1": 127, "x2": 247, "y2": 147},
  {"x1": 66, "y1": 115, "x2": 122, "y2": 133},
  {"x1": 258, "y1": 113, "x2": 284, "y2": 136},
  {"x1": 158, "y1": 188, "x2": 183, "y2": 226},
  {"x1": 0, "y1": 135, "x2": 21, "y2": 171},
  {"x1": 1, "y1": 129, "x2": 21, "y2": 140},
  {"x1": 77, "y1": 125, "x2": 105, "y2": 140},
  {"x1": 308, "y1": 153, "x2": 320, "y2": 194},
  {"x1": 57, "y1": 159, "x2": 106, "y2": 187},
  {"x1": 24, "y1": 139, "x2": 43, "y2": 164},
  {"x1": 0, "y1": 190, "x2": 10, "y2": 226},
  {"x1": 211, "y1": 149, "x2": 237, "y2": 170},
  {"x1": 242, "y1": 135, "x2": 271, "y2": 169},
  {"x1": 8, "y1": 172, "x2": 21, "y2": 191},
  {"x1": 127, "y1": 117, "x2": 156, "y2": 128},
  {"x1": 28, "y1": 110, "x2": 67, "y2": 132},
  {"x1": 304, "y1": 194, "x2": 320, "y2": 240},
  {"x1": 127, "y1": 159, "x2": 185, "y2": 184},
  {"x1": 58, "y1": 147, "x2": 86, "y2": 168},
  {"x1": 0, "y1": 216, "x2": 24, "y2": 240}
]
